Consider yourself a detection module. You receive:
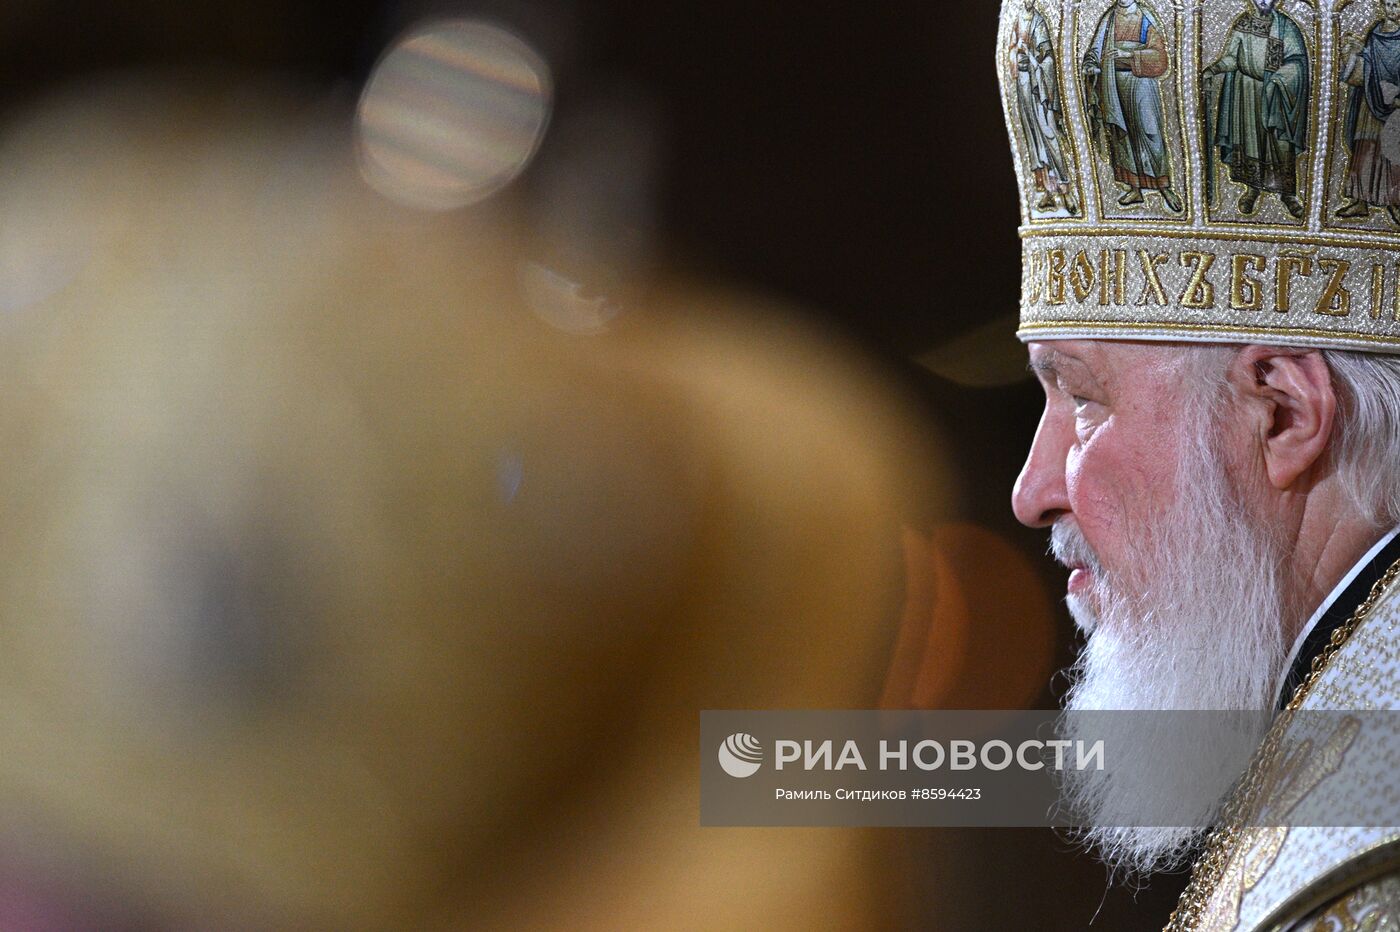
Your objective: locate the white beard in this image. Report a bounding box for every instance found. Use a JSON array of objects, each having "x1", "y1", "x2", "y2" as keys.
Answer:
[{"x1": 1050, "y1": 394, "x2": 1291, "y2": 878}]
